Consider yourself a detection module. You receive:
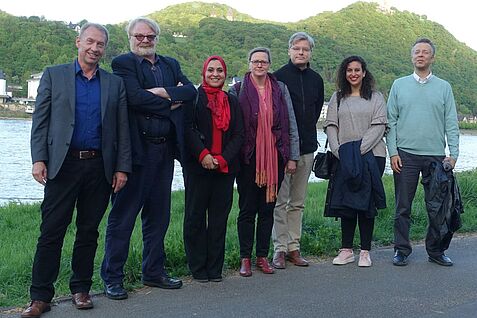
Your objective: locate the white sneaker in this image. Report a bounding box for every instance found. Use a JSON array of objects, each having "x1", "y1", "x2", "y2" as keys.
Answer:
[
  {"x1": 332, "y1": 248, "x2": 355, "y2": 265},
  {"x1": 358, "y1": 250, "x2": 372, "y2": 267}
]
